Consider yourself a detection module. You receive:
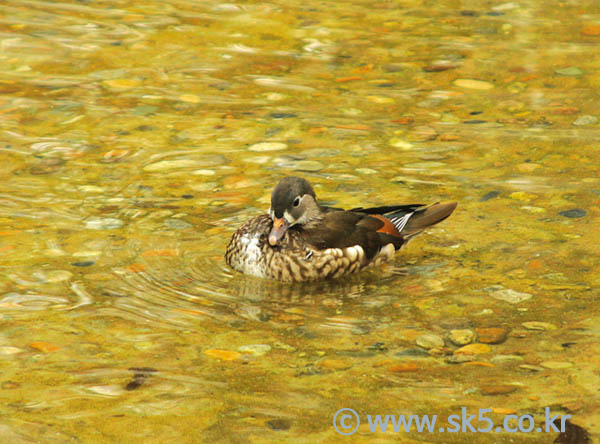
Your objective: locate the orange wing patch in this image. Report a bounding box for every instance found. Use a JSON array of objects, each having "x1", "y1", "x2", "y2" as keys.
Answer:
[{"x1": 371, "y1": 215, "x2": 402, "y2": 237}]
